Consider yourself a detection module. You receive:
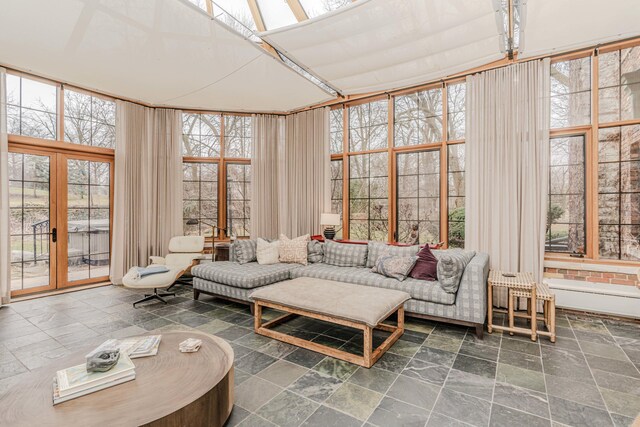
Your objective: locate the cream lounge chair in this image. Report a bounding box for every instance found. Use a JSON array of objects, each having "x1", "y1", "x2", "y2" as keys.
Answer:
[{"x1": 123, "y1": 236, "x2": 205, "y2": 307}]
